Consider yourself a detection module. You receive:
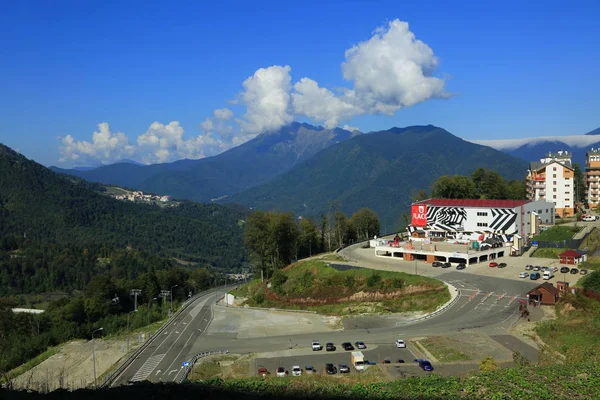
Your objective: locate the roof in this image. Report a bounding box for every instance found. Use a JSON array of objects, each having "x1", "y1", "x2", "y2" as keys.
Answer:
[
  {"x1": 528, "y1": 282, "x2": 560, "y2": 297},
  {"x1": 559, "y1": 250, "x2": 583, "y2": 257},
  {"x1": 413, "y1": 198, "x2": 529, "y2": 208},
  {"x1": 529, "y1": 160, "x2": 574, "y2": 172}
]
